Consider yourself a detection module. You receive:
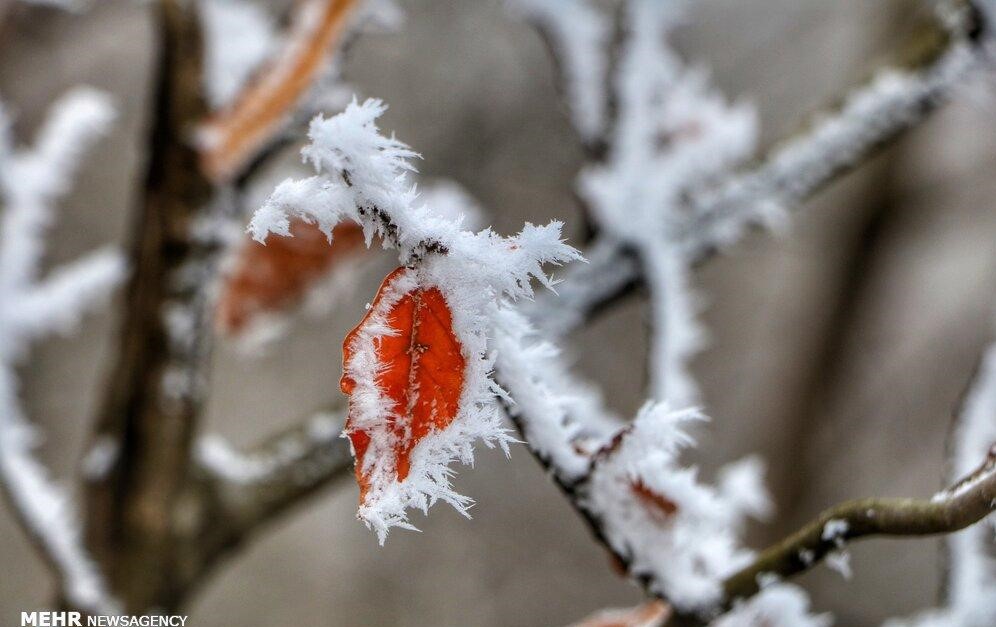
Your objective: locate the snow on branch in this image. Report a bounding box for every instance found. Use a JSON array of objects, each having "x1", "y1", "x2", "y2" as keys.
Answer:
[
  {"x1": 493, "y1": 315, "x2": 773, "y2": 613},
  {"x1": 530, "y1": 0, "x2": 994, "y2": 340},
  {"x1": 581, "y1": 403, "x2": 770, "y2": 612},
  {"x1": 507, "y1": 0, "x2": 612, "y2": 146},
  {"x1": 0, "y1": 89, "x2": 124, "y2": 614},
  {"x1": 248, "y1": 97, "x2": 581, "y2": 542},
  {"x1": 198, "y1": 0, "x2": 380, "y2": 183},
  {"x1": 519, "y1": 0, "x2": 760, "y2": 405},
  {"x1": 677, "y1": 35, "x2": 985, "y2": 259},
  {"x1": 195, "y1": 409, "x2": 354, "y2": 547},
  {"x1": 708, "y1": 582, "x2": 831, "y2": 627}
]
